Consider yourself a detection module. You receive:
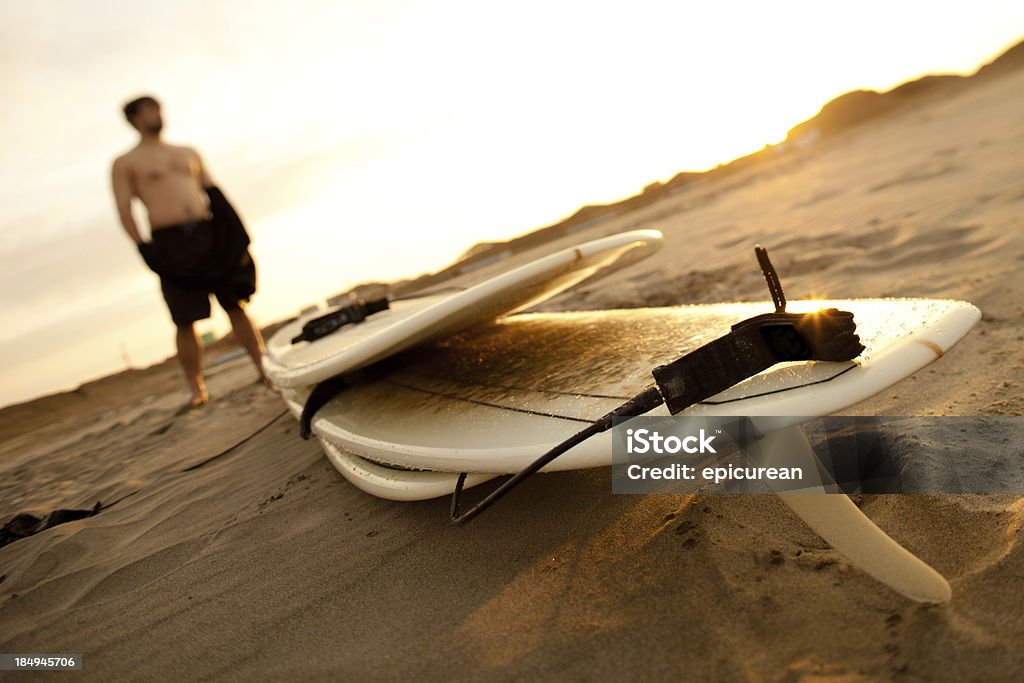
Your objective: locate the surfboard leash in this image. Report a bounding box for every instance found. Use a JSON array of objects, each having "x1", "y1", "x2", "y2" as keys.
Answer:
[
  {"x1": 290, "y1": 297, "x2": 391, "y2": 344},
  {"x1": 290, "y1": 286, "x2": 468, "y2": 344},
  {"x1": 450, "y1": 246, "x2": 865, "y2": 525}
]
